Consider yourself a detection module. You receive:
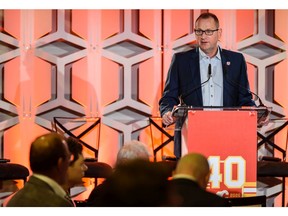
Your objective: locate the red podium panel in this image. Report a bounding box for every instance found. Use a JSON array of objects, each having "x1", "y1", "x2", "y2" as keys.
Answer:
[{"x1": 181, "y1": 109, "x2": 257, "y2": 198}]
